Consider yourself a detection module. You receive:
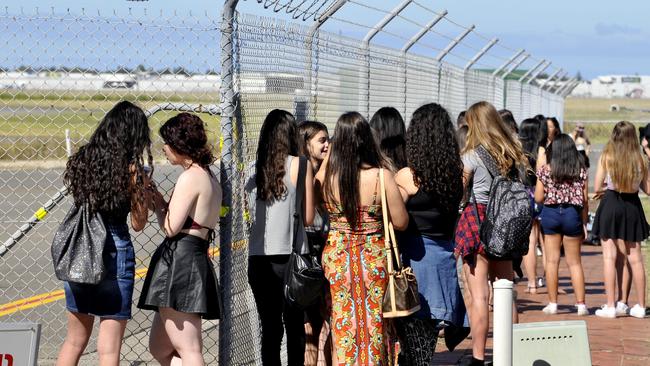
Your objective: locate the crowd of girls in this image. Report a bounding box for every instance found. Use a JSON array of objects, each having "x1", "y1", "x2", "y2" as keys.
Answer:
[{"x1": 55, "y1": 100, "x2": 646, "y2": 366}]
